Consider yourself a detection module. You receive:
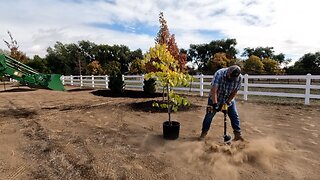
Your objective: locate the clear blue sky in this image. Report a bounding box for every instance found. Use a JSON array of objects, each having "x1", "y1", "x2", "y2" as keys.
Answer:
[{"x1": 1, "y1": 0, "x2": 319, "y2": 65}]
